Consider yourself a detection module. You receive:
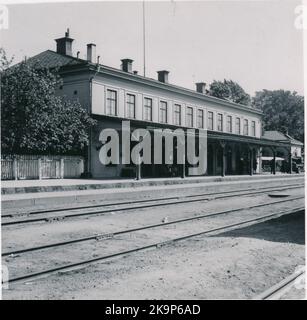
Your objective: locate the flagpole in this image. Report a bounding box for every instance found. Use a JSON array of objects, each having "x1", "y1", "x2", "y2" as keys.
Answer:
[{"x1": 142, "y1": 0, "x2": 146, "y2": 77}]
